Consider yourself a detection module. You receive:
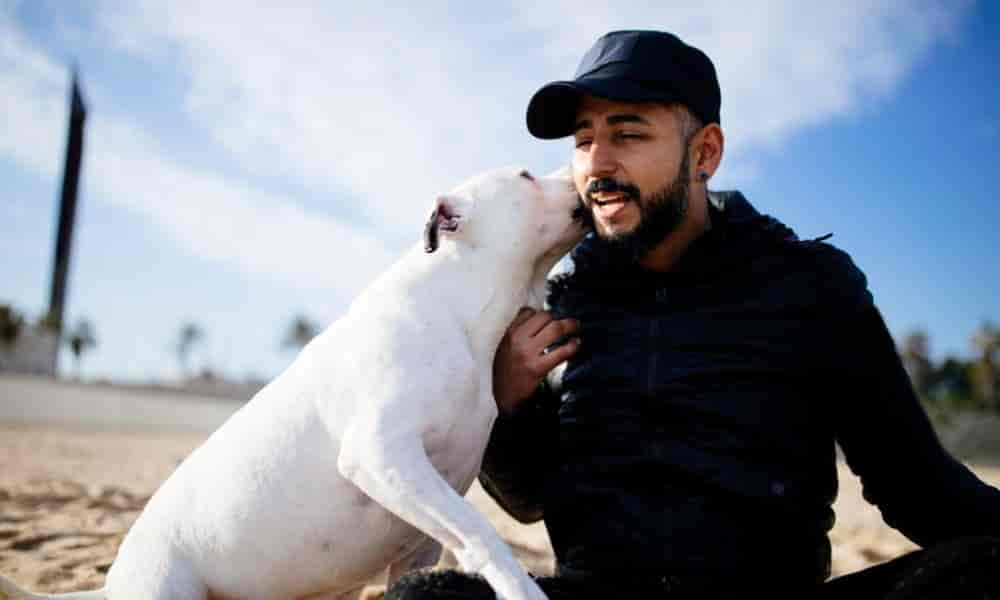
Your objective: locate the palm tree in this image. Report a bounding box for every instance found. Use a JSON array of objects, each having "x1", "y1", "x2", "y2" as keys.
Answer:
[
  {"x1": 175, "y1": 322, "x2": 205, "y2": 378},
  {"x1": 66, "y1": 318, "x2": 97, "y2": 378},
  {"x1": 970, "y1": 320, "x2": 999, "y2": 411},
  {"x1": 282, "y1": 314, "x2": 319, "y2": 352},
  {"x1": 0, "y1": 305, "x2": 24, "y2": 348},
  {"x1": 900, "y1": 330, "x2": 932, "y2": 396}
]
